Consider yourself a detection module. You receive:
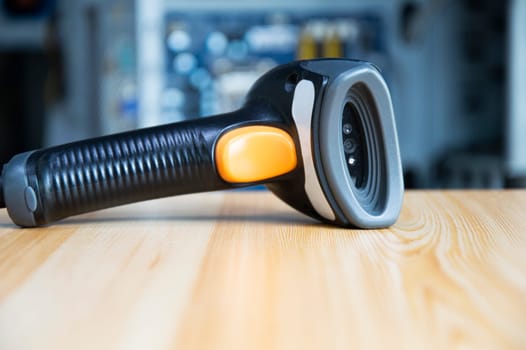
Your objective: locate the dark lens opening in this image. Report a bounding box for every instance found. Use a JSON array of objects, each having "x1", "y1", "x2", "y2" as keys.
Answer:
[{"x1": 342, "y1": 102, "x2": 368, "y2": 189}]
